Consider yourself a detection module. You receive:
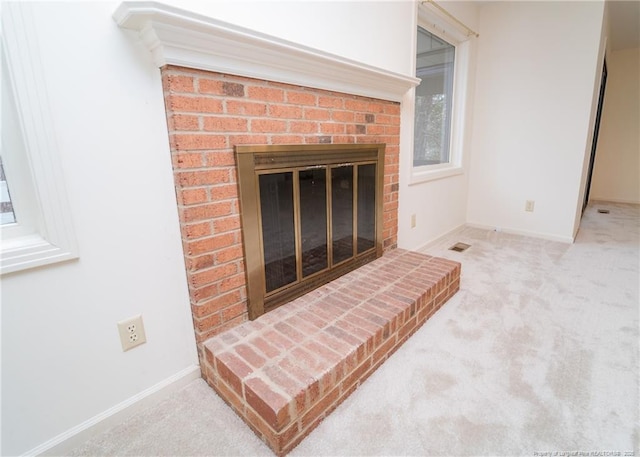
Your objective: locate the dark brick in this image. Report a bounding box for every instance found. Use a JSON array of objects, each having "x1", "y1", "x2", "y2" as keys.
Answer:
[{"x1": 222, "y1": 81, "x2": 245, "y2": 97}]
